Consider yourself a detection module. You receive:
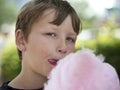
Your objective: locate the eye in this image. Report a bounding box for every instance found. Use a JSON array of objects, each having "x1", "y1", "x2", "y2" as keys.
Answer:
[
  {"x1": 45, "y1": 33, "x2": 56, "y2": 37},
  {"x1": 66, "y1": 37, "x2": 76, "y2": 43}
]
